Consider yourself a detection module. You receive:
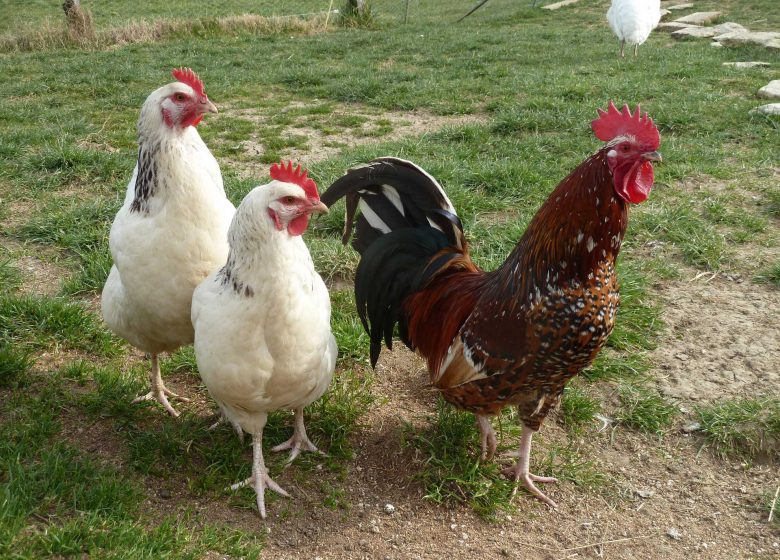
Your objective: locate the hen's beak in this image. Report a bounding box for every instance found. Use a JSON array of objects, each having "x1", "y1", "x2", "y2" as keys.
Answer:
[
  {"x1": 309, "y1": 200, "x2": 329, "y2": 215},
  {"x1": 201, "y1": 99, "x2": 218, "y2": 114},
  {"x1": 641, "y1": 151, "x2": 662, "y2": 162}
]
